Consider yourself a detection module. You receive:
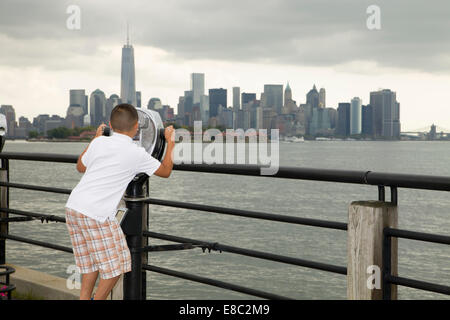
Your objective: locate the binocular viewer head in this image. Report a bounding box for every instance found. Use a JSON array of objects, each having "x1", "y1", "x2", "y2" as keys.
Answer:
[
  {"x1": 0, "y1": 114, "x2": 7, "y2": 152},
  {"x1": 103, "y1": 108, "x2": 166, "y2": 161}
]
